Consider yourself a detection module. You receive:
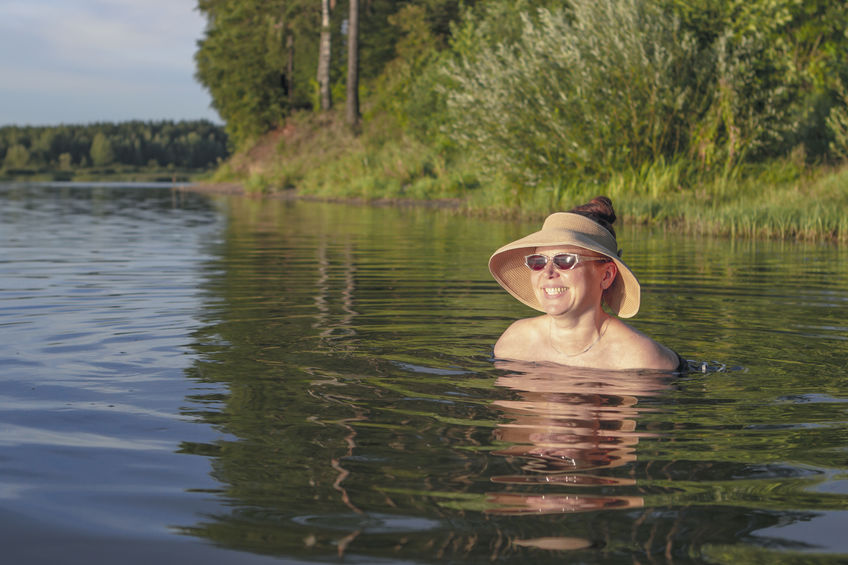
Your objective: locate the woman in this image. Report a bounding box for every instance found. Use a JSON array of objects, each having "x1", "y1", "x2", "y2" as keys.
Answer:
[{"x1": 489, "y1": 196, "x2": 683, "y2": 371}]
